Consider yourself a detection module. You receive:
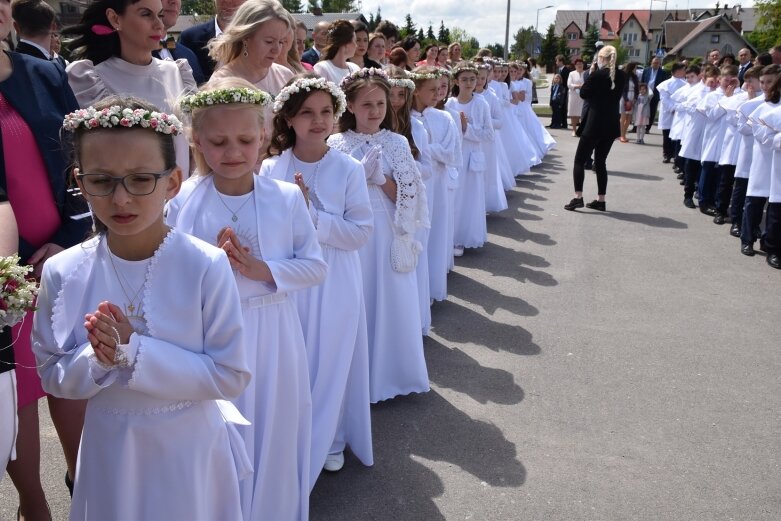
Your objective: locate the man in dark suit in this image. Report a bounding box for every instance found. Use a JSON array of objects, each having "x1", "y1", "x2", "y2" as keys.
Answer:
[
  {"x1": 155, "y1": 0, "x2": 205, "y2": 84},
  {"x1": 640, "y1": 56, "x2": 669, "y2": 133},
  {"x1": 555, "y1": 55, "x2": 570, "y2": 129},
  {"x1": 11, "y1": 0, "x2": 56, "y2": 61},
  {"x1": 179, "y1": 0, "x2": 245, "y2": 81},
  {"x1": 737, "y1": 48, "x2": 753, "y2": 86},
  {"x1": 301, "y1": 21, "x2": 330, "y2": 66}
]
